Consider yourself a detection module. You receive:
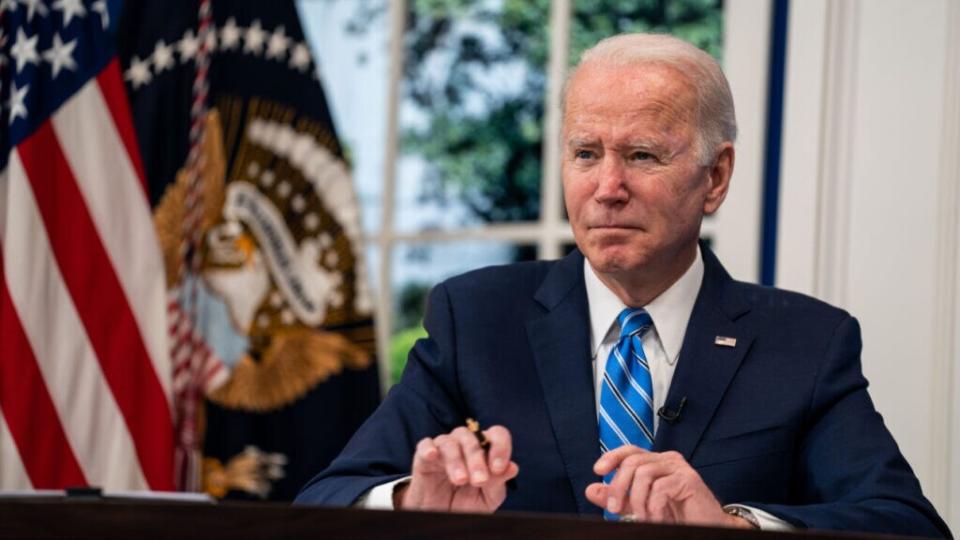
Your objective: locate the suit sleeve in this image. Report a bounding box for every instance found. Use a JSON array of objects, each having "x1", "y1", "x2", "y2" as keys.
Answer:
[
  {"x1": 294, "y1": 283, "x2": 466, "y2": 506},
  {"x1": 747, "y1": 316, "x2": 952, "y2": 538}
]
